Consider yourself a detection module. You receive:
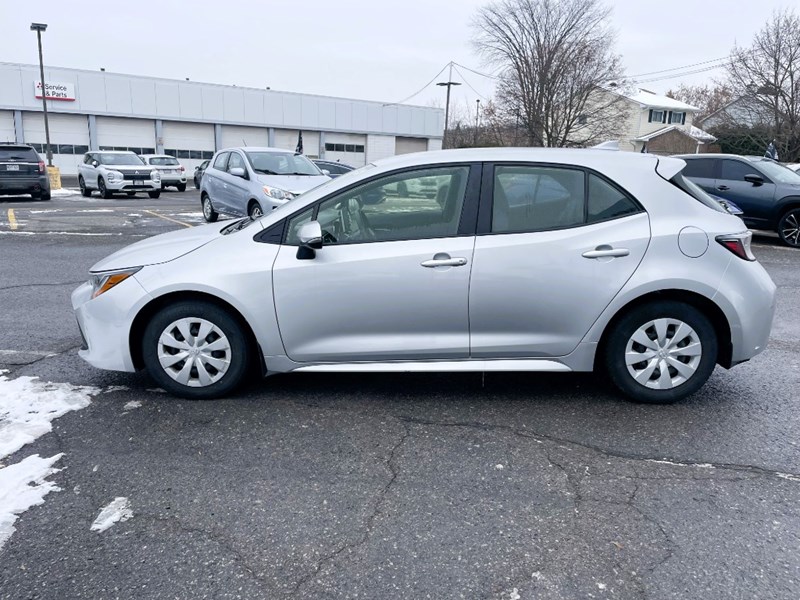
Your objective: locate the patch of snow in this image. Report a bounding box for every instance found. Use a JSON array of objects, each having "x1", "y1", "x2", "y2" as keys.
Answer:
[
  {"x1": 0, "y1": 453, "x2": 63, "y2": 548},
  {"x1": 90, "y1": 497, "x2": 133, "y2": 532},
  {"x1": 123, "y1": 400, "x2": 142, "y2": 411},
  {"x1": 0, "y1": 373, "x2": 99, "y2": 460}
]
